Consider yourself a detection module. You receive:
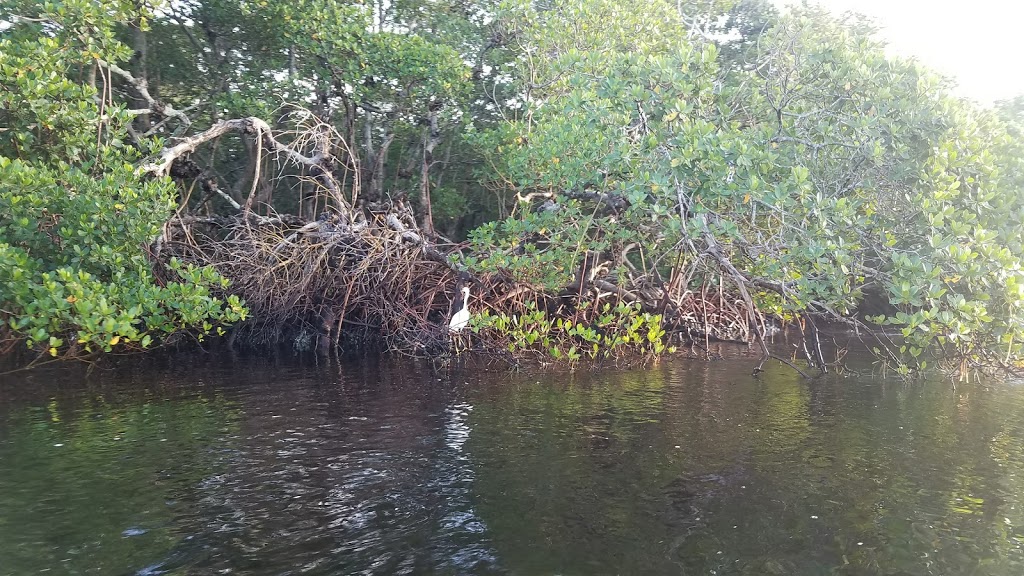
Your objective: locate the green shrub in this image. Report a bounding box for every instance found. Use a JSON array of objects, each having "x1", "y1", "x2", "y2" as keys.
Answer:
[
  {"x1": 0, "y1": 7, "x2": 247, "y2": 360},
  {"x1": 471, "y1": 301, "x2": 674, "y2": 364}
]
